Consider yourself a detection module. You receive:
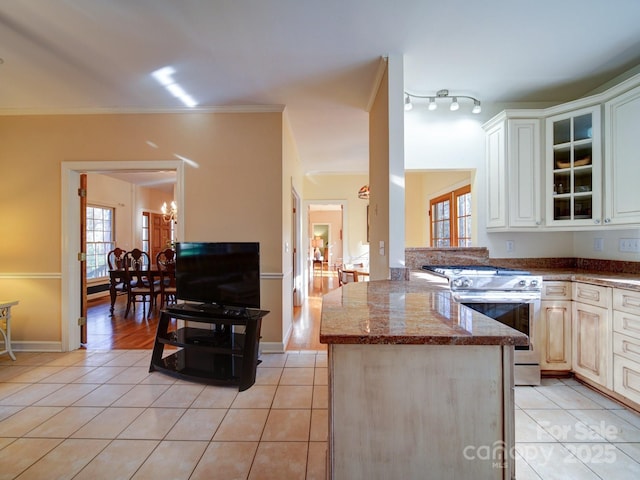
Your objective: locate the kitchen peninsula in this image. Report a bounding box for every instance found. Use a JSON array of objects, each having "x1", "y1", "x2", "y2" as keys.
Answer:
[{"x1": 320, "y1": 279, "x2": 528, "y2": 480}]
